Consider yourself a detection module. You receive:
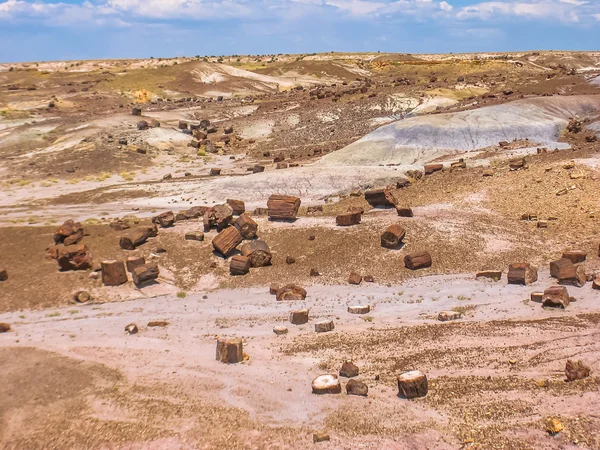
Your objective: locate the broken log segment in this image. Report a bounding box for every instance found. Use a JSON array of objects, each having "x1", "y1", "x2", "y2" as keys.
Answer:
[
  {"x1": 230, "y1": 255, "x2": 250, "y2": 275},
  {"x1": 339, "y1": 361, "x2": 359, "y2": 378},
  {"x1": 216, "y1": 337, "x2": 243, "y2": 364},
  {"x1": 267, "y1": 195, "x2": 301, "y2": 220},
  {"x1": 120, "y1": 226, "x2": 157, "y2": 250},
  {"x1": 276, "y1": 284, "x2": 307, "y2": 301},
  {"x1": 131, "y1": 263, "x2": 159, "y2": 286},
  {"x1": 233, "y1": 214, "x2": 258, "y2": 239},
  {"x1": 397, "y1": 370, "x2": 428, "y2": 399},
  {"x1": 290, "y1": 309, "x2": 309, "y2": 325},
  {"x1": 364, "y1": 188, "x2": 396, "y2": 207},
  {"x1": 404, "y1": 251, "x2": 432, "y2": 270},
  {"x1": 226, "y1": 199, "x2": 245, "y2": 215},
  {"x1": 476, "y1": 270, "x2": 502, "y2": 281},
  {"x1": 315, "y1": 320, "x2": 335, "y2": 333},
  {"x1": 101, "y1": 260, "x2": 128, "y2": 286},
  {"x1": 347, "y1": 305, "x2": 370, "y2": 314},
  {"x1": 312, "y1": 374, "x2": 342, "y2": 394},
  {"x1": 381, "y1": 224, "x2": 406, "y2": 249},
  {"x1": 549, "y1": 258, "x2": 586, "y2": 287},
  {"x1": 240, "y1": 240, "x2": 272, "y2": 267},
  {"x1": 204, "y1": 204, "x2": 234, "y2": 231},
  {"x1": 348, "y1": 272, "x2": 362, "y2": 285},
  {"x1": 57, "y1": 244, "x2": 92, "y2": 271},
  {"x1": 126, "y1": 256, "x2": 145, "y2": 272},
  {"x1": 346, "y1": 379, "x2": 368, "y2": 396},
  {"x1": 336, "y1": 212, "x2": 361, "y2": 226},
  {"x1": 212, "y1": 227, "x2": 243, "y2": 257},
  {"x1": 152, "y1": 211, "x2": 175, "y2": 228},
  {"x1": 424, "y1": 164, "x2": 443, "y2": 175},
  {"x1": 561, "y1": 250, "x2": 586, "y2": 264},
  {"x1": 396, "y1": 207, "x2": 413, "y2": 217},
  {"x1": 542, "y1": 286, "x2": 570, "y2": 308},
  {"x1": 507, "y1": 263, "x2": 538, "y2": 285}
]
